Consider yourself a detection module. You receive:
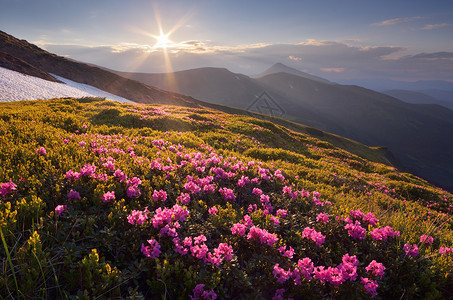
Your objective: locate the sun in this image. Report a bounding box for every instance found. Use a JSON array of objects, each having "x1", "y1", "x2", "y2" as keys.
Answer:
[{"x1": 153, "y1": 30, "x2": 171, "y2": 49}]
